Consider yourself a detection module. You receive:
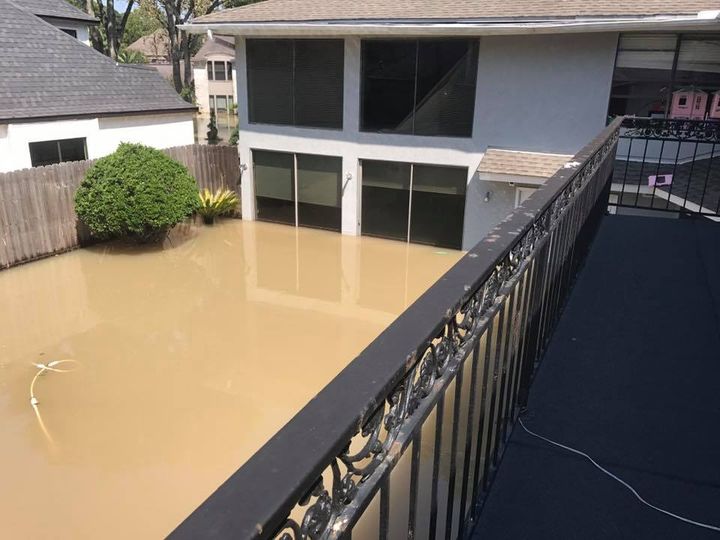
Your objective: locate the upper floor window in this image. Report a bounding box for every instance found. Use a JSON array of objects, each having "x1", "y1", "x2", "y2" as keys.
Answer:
[
  {"x1": 207, "y1": 60, "x2": 233, "y2": 81},
  {"x1": 60, "y1": 28, "x2": 78, "y2": 38},
  {"x1": 609, "y1": 33, "x2": 720, "y2": 119},
  {"x1": 246, "y1": 39, "x2": 344, "y2": 130},
  {"x1": 361, "y1": 39, "x2": 479, "y2": 138},
  {"x1": 29, "y1": 138, "x2": 87, "y2": 168}
]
